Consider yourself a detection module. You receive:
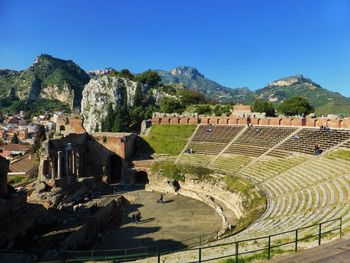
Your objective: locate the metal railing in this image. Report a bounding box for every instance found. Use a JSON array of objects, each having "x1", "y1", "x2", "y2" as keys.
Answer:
[{"x1": 58, "y1": 217, "x2": 342, "y2": 263}]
